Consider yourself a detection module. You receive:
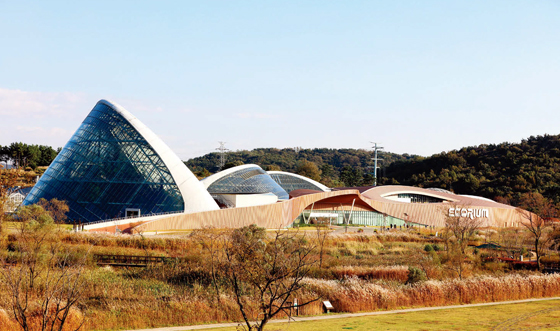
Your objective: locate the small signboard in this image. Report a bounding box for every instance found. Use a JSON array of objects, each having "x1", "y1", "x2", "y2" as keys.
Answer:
[{"x1": 323, "y1": 300, "x2": 334, "y2": 313}]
